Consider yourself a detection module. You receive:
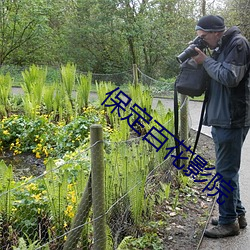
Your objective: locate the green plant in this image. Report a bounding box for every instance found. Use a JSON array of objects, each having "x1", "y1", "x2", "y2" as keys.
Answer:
[
  {"x1": 117, "y1": 233, "x2": 163, "y2": 250},
  {"x1": 96, "y1": 81, "x2": 118, "y2": 127},
  {"x1": 21, "y1": 65, "x2": 47, "y2": 118},
  {"x1": 159, "y1": 182, "x2": 171, "y2": 202},
  {"x1": 0, "y1": 161, "x2": 15, "y2": 222},
  {"x1": 128, "y1": 83, "x2": 153, "y2": 119},
  {"x1": 13, "y1": 233, "x2": 49, "y2": 250},
  {"x1": 43, "y1": 84, "x2": 56, "y2": 114},
  {"x1": 76, "y1": 72, "x2": 92, "y2": 110},
  {"x1": 0, "y1": 73, "x2": 12, "y2": 116},
  {"x1": 0, "y1": 108, "x2": 102, "y2": 158},
  {"x1": 60, "y1": 62, "x2": 76, "y2": 102},
  {"x1": 43, "y1": 159, "x2": 69, "y2": 223},
  {"x1": 96, "y1": 81, "x2": 116, "y2": 108},
  {"x1": 12, "y1": 177, "x2": 49, "y2": 241},
  {"x1": 146, "y1": 100, "x2": 175, "y2": 162},
  {"x1": 172, "y1": 190, "x2": 180, "y2": 210},
  {"x1": 177, "y1": 171, "x2": 193, "y2": 189}
]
